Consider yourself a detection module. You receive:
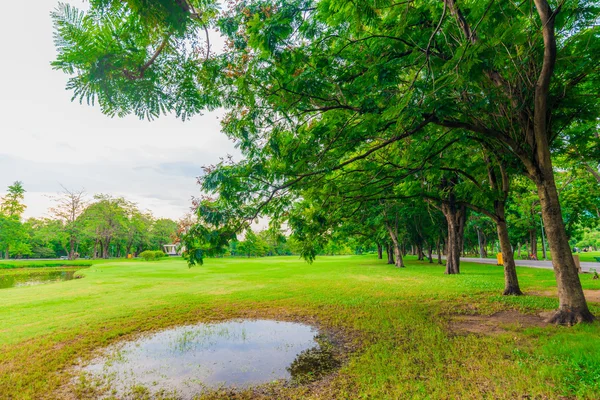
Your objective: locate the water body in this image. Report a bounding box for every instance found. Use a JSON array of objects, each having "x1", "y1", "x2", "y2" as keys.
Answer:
[
  {"x1": 0, "y1": 269, "x2": 79, "y2": 289},
  {"x1": 83, "y1": 320, "x2": 338, "y2": 398}
]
